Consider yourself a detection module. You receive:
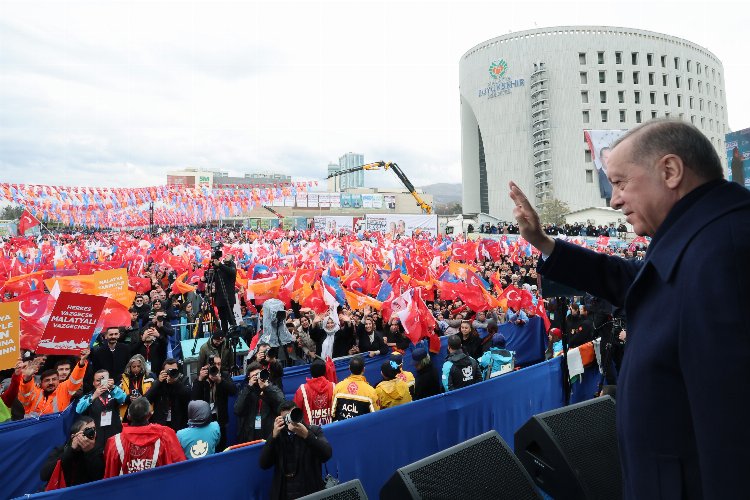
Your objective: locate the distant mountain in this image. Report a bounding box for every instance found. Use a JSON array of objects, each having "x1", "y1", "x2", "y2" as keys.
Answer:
[{"x1": 419, "y1": 183, "x2": 462, "y2": 205}]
